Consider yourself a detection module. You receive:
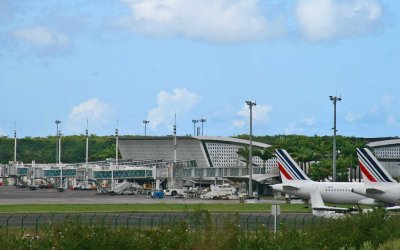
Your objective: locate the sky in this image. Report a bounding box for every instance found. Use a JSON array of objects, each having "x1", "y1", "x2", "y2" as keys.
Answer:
[{"x1": 1, "y1": 0, "x2": 400, "y2": 138}]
